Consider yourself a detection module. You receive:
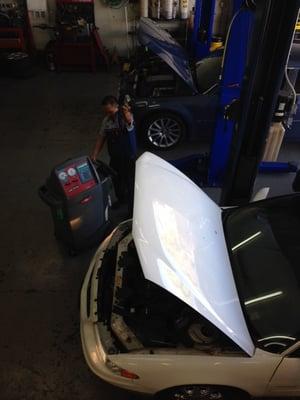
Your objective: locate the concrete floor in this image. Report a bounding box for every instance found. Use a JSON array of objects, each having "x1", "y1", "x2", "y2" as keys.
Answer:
[{"x1": 0, "y1": 69, "x2": 299, "y2": 400}]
